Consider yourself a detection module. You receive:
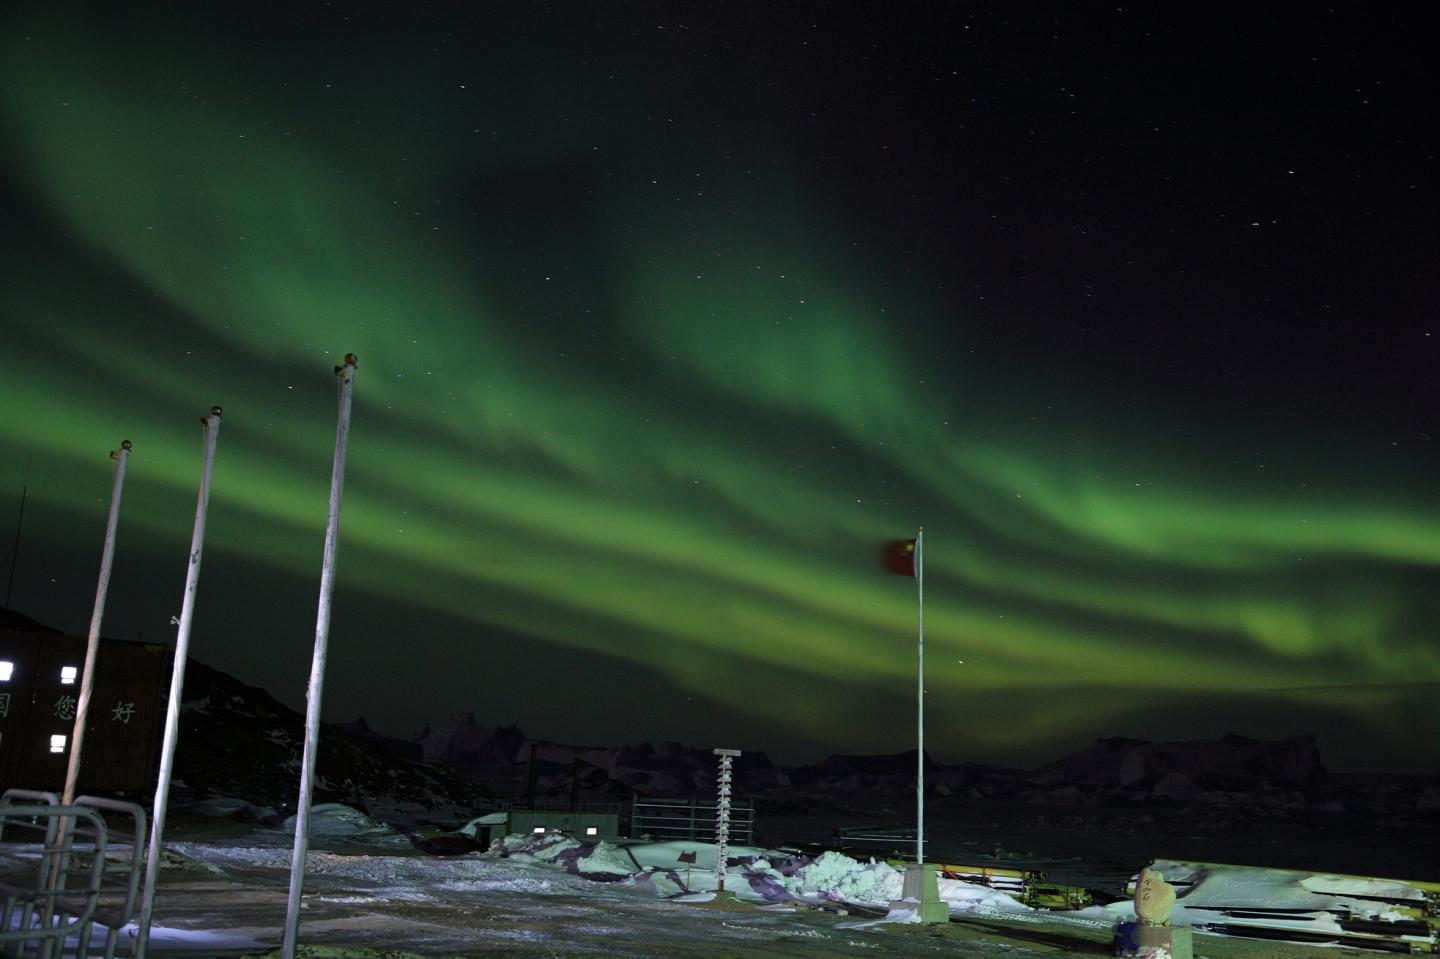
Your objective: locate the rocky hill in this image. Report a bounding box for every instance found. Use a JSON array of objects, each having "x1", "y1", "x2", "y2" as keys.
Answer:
[
  {"x1": 7, "y1": 606, "x2": 1432, "y2": 837},
  {"x1": 407, "y1": 711, "x2": 1408, "y2": 814},
  {"x1": 173, "y1": 660, "x2": 496, "y2": 824}
]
